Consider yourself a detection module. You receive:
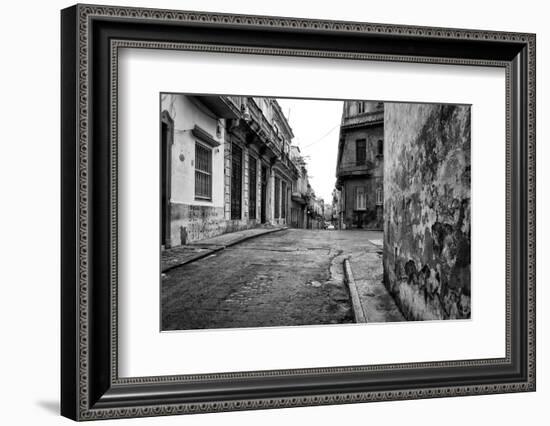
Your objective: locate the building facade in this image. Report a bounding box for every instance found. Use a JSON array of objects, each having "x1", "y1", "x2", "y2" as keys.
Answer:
[
  {"x1": 304, "y1": 190, "x2": 325, "y2": 230},
  {"x1": 160, "y1": 94, "x2": 302, "y2": 248},
  {"x1": 289, "y1": 146, "x2": 308, "y2": 229},
  {"x1": 335, "y1": 101, "x2": 384, "y2": 230}
]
